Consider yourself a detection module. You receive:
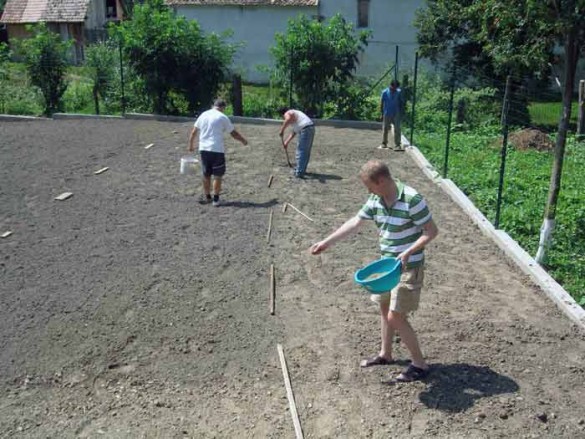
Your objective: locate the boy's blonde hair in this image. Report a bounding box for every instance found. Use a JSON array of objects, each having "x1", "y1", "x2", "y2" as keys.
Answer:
[{"x1": 360, "y1": 160, "x2": 391, "y2": 183}]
